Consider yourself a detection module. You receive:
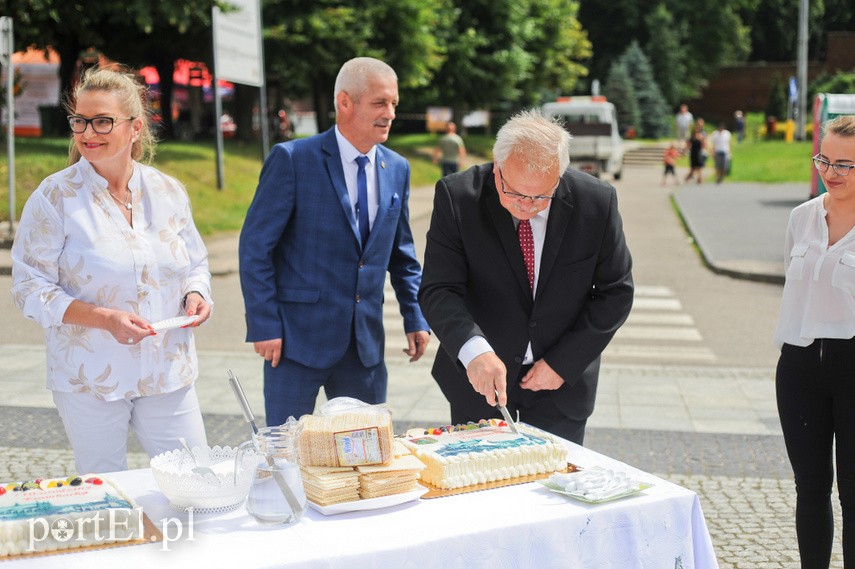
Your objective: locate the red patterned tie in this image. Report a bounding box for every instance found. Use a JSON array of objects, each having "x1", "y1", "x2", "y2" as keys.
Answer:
[{"x1": 518, "y1": 219, "x2": 535, "y2": 291}]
